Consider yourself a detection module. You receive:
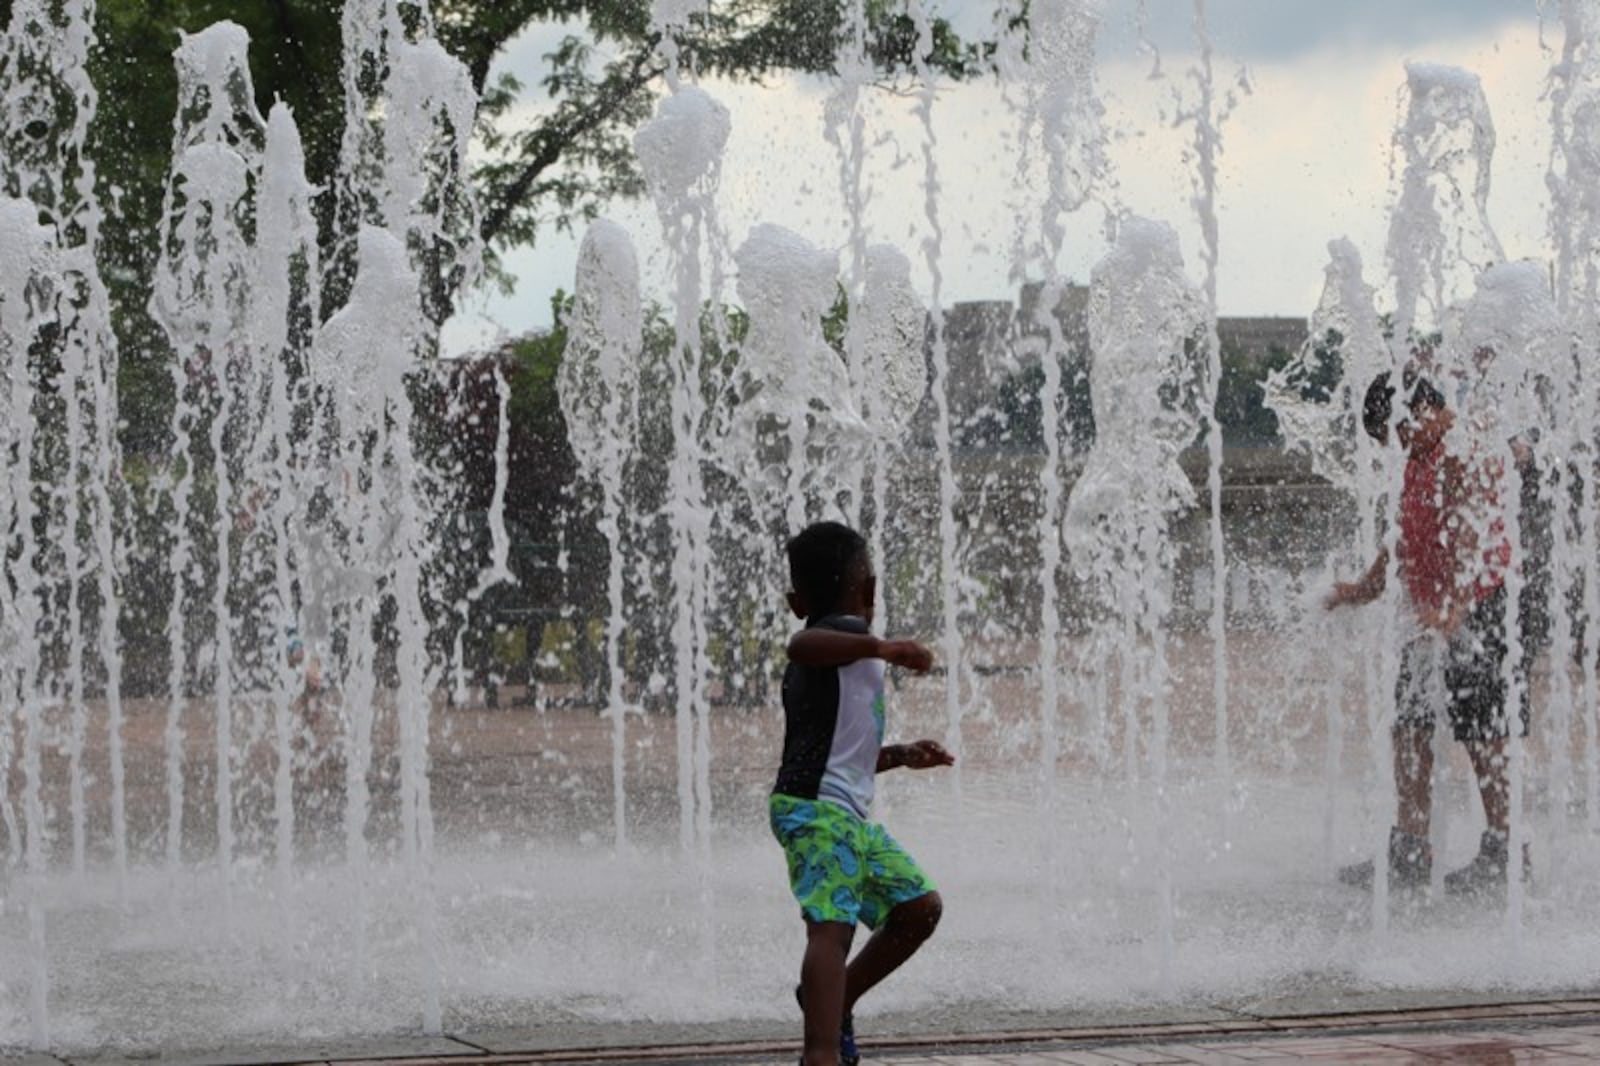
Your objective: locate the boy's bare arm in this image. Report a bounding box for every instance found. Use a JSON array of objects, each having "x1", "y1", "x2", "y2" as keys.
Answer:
[
  {"x1": 1326, "y1": 547, "x2": 1388, "y2": 608},
  {"x1": 787, "y1": 630, "x2": 934, "y2": 671},
  {"x1": 878, "y1": 739, "x2": 955, "y2": 772}
]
